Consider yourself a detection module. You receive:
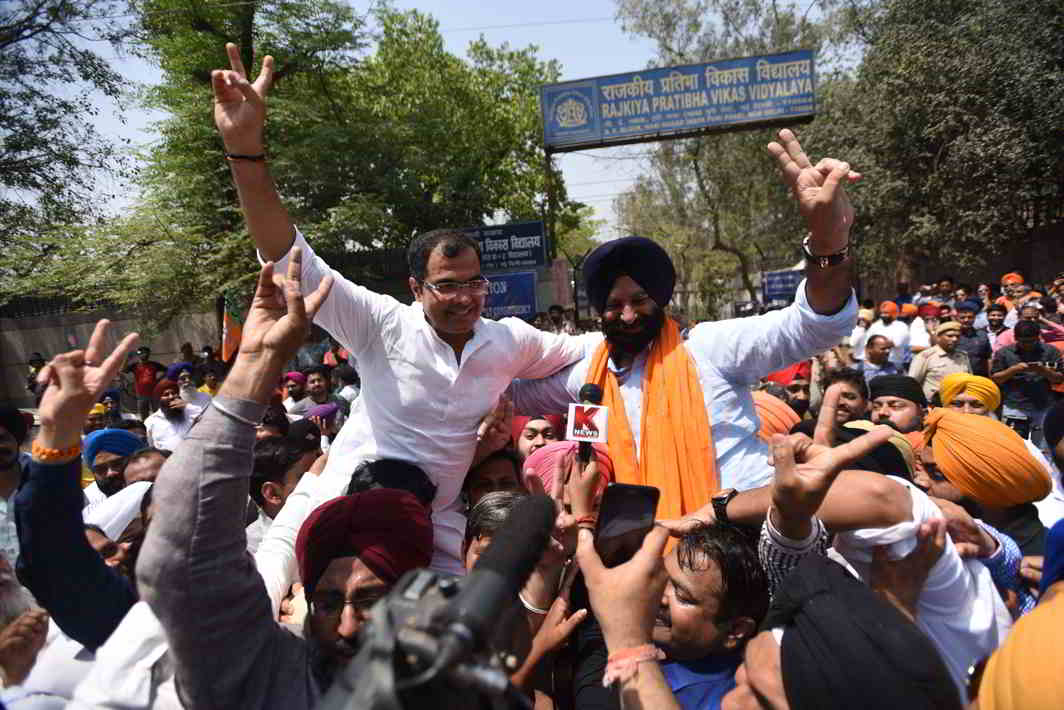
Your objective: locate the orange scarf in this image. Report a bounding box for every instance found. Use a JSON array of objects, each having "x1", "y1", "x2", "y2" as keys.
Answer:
[{"x1": 584, "y1": 318, "x2": 717, "y2": 521}]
